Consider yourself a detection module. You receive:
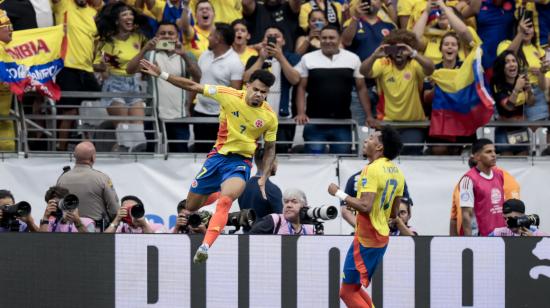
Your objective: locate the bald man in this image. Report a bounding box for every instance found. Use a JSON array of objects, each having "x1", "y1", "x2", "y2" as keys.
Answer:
[{"x1": 57, "y1": 141, "x2": 119, "y2": 230}]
